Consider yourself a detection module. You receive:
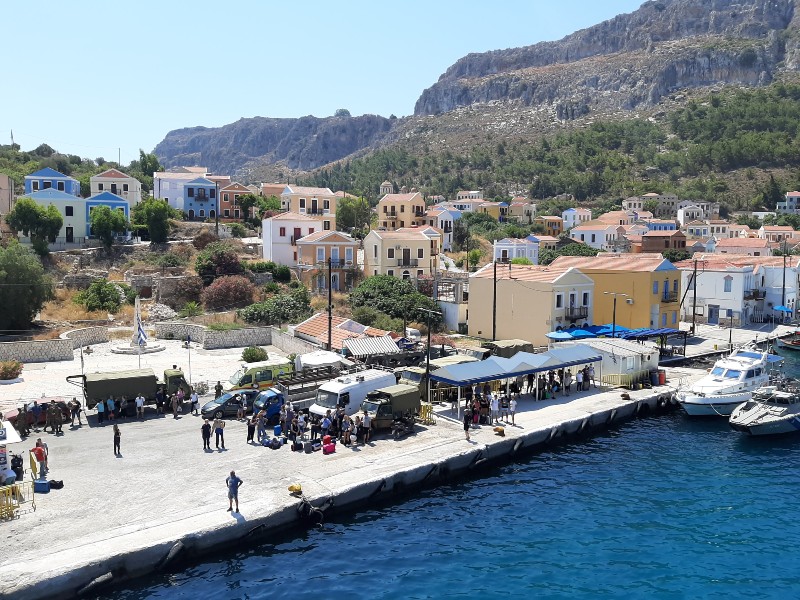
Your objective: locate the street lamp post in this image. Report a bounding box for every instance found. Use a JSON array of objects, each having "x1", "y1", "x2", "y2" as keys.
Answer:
[
  {"x1": 603, "y1": 291, "x2": 629, "y2": 338},
  {"x1": 418, "y1": 307, "x2": 442, "y2": 405}
]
